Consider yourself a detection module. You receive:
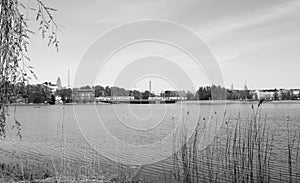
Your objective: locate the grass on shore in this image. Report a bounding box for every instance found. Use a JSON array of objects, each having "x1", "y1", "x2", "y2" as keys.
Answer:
[
  {"x1": 1, "y1": 103, "x2": 300, "y2": 182},
  {"x1": 171, "y1": 104, "x2": 300, "y2": 183}
]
